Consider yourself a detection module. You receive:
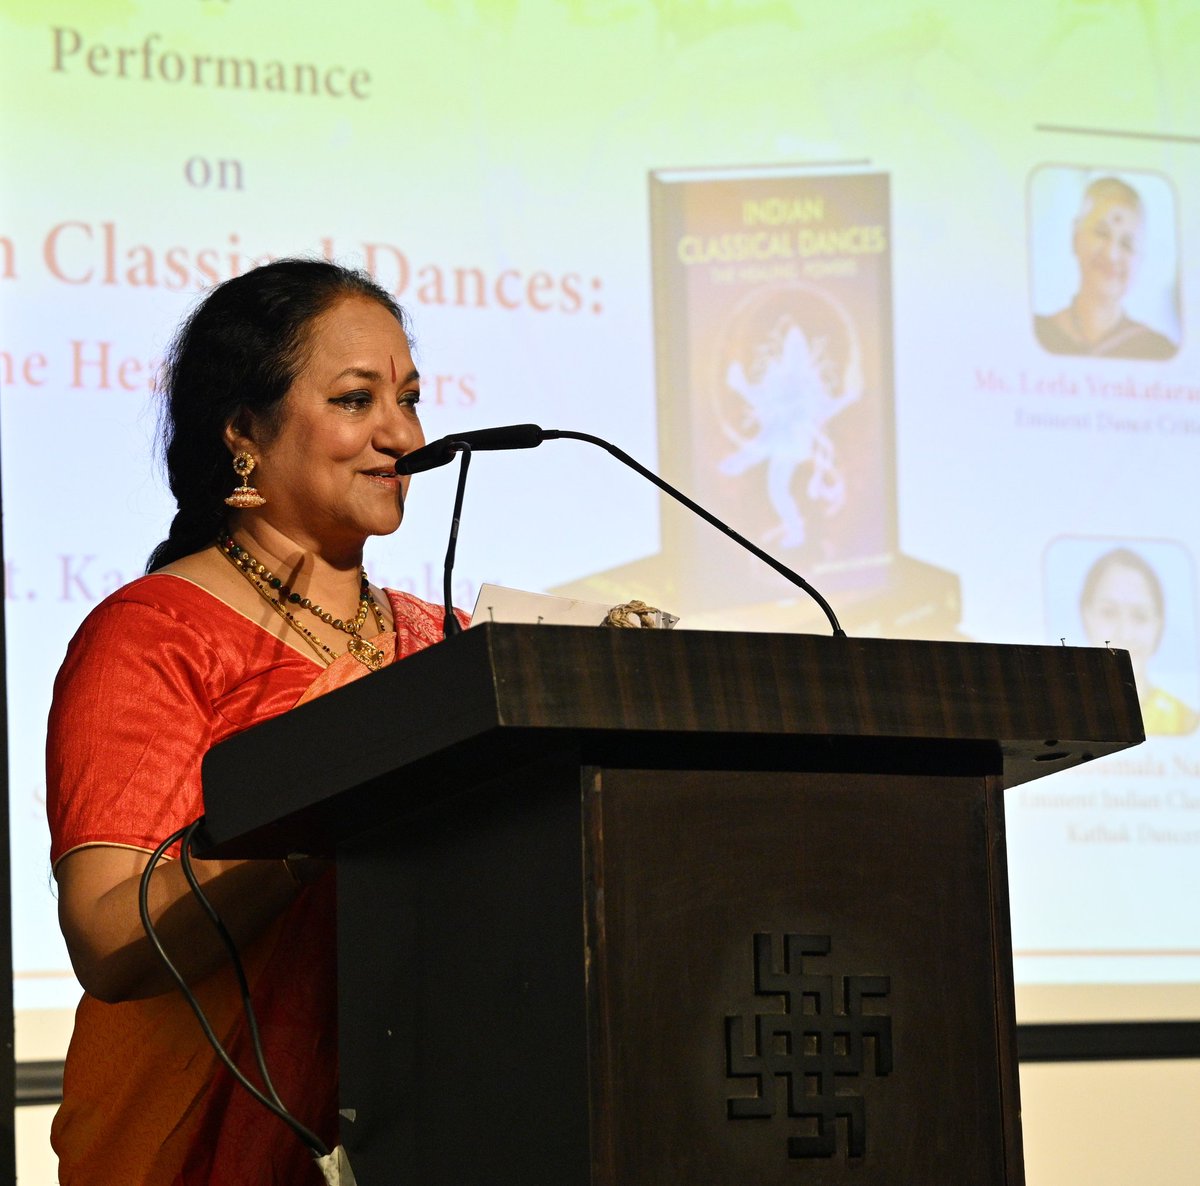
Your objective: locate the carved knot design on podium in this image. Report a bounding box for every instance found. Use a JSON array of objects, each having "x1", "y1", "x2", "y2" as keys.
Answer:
[{"x1": 725, "y1": 932, "x2": 892, "y2": 1159}]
